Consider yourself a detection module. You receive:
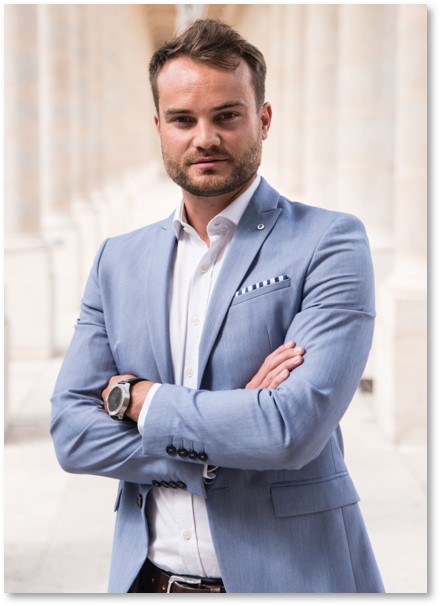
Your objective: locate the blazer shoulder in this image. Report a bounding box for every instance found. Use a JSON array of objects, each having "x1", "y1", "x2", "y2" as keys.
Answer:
[
  {"x1": 90, "y1": 215, "x2": 174, "y2": 277},
  {"x1": 277, "y1": 196, "x2": 367, "y2": 238}
]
